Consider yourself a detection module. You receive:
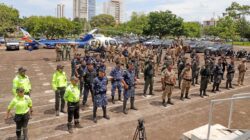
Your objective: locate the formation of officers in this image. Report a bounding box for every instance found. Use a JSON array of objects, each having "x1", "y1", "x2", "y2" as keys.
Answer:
[{"x1": 5, "y1": 41, "x2": 248, "y2": 138}]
